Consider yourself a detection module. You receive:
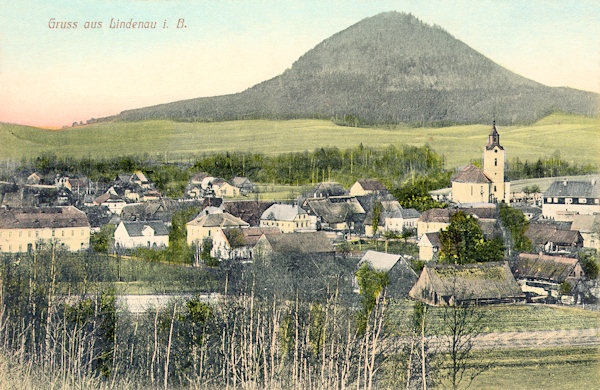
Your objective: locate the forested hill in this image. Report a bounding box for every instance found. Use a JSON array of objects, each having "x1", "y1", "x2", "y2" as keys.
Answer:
[{"x1": 105, "y1": 12, "x2": 598, "y2": 125}]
